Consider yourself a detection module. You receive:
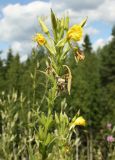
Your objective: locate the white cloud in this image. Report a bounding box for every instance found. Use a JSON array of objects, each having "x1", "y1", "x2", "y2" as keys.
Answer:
[
  {"x1": 11, "y1": 41, "x2": 35, "y2": 55},
  {"x1": 20, "y1": 54, "x2": 28, "y2": 62},
  {"x1": 93, "y1": 39, "x2": 105, "y2": 50},
  {"x1": 51, "y1": 0, "x2": 115, "y2": 24},
  {"x1": 93, "y1": 36, "x2": 113, "y2": 50},
  {"x1": 1, "y1": 40, "x2": 35, "y2": 60},
  {"x1": 51, "y1": 0, "x2": 105, "y2": 11},
  {"x1": 51, "y1": 0, "x2": 104, "y2": 11},
  {"x1": 0, "y1": 0, "x2": 114, "y2": 59},
  {"x1": 0, "y1": 1, "x2": 51, "y2": 59},
  {"x1": 0, "y1": 1, "x2": 51, "y2": 42}
]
